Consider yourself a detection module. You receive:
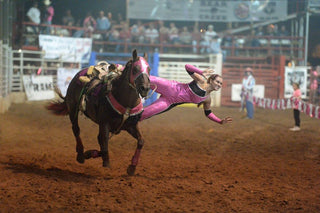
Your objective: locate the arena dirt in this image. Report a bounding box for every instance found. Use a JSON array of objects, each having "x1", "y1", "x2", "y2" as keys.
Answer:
[{"x1": 0, "y1": 101, "x2": 319, "y2": 212}]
